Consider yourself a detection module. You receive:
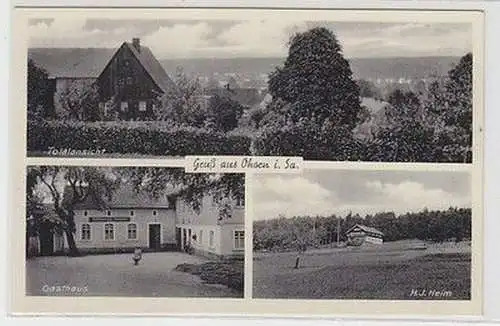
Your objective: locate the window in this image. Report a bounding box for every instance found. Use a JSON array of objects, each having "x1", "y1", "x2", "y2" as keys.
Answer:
[
  {"x1": 107, "y1": 210, "x2": 111, "y2": 216},
  {"x1": 234, "y1": 230, "x2": 244, "y2": 250},
  {"x1": 104, "y1": 102, "x2": 111, "y2": 112},
  {"x1": 153, "y1": 210, "x2": 157, "y2": 216},
  {"x1": 104, "y1": 223, "x2": 115, "y2": 240},
  {"x1": 130, "y1": 210, "x2": 134, "y2": 216},
  {"x1": 81, "y1": 224, "x2": 91, "y2": 241},
  {"x1": 126, "y1": 77, "x2": 133, "y2": 85},
  {"x1": 139, "y1": 101, "x2": 147, "y2": 111},
  {"x1": 199, "y1": 230, "x2": 203, "y2": 244},
  {"x1": 209, "y1": 230, "x2": 215, "y2": 247},
  {"x1": 83, "y1": 211, "x2": 88, "y2": 216},
  {"x1": 127, "y1": 223, "x2": 137, "y2": 240},
  {"x1": 236, "y1": 195, "x2": 245, "y2": 207},
  {"x1": 120, "y1": 101, "x2": 128, "y2": 112}
]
